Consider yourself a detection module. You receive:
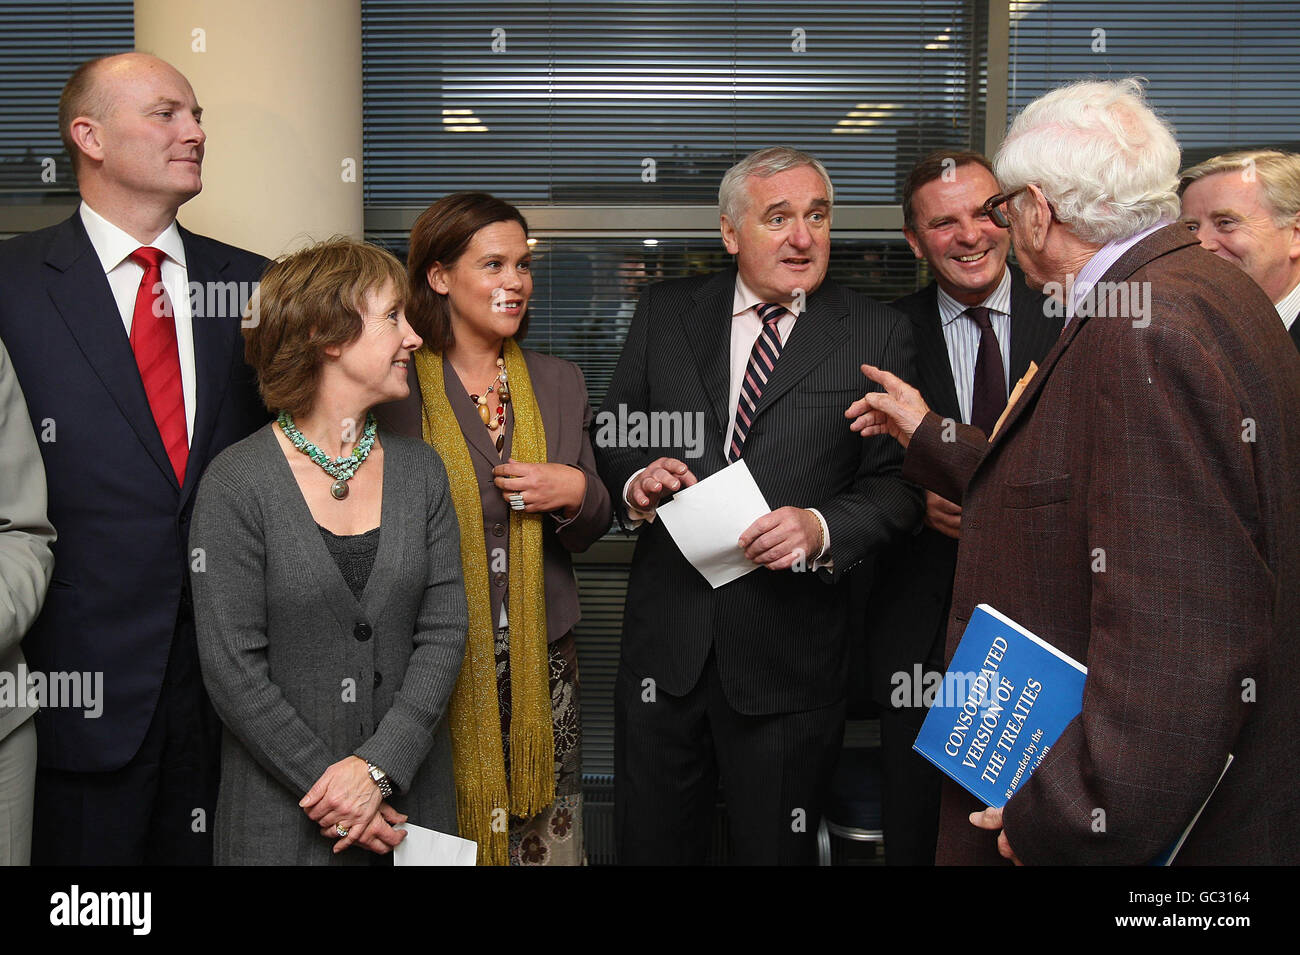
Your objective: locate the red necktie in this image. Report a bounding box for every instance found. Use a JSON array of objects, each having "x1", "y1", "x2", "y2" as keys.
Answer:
[{"x1": 129, "y1": 246, "x2": 188, "y2": 484}]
